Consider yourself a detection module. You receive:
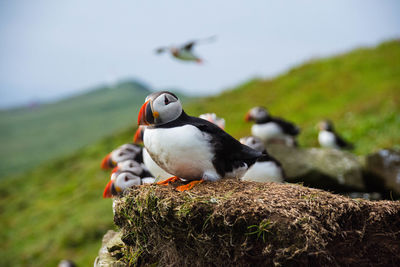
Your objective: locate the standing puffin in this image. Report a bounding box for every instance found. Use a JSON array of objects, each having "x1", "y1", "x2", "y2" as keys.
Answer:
[
  {"x1": 318, "y1": 120, "x2": 354, "y2": 150},
  {"x1": 239, "y1": 136, "x2": 284, "y2": 183},
  {"x1": 137, "y1": 91, "x2": 263, "y2": 191},
  {"x1": 155, "y1": 36, "x2": 216, "y2": 64},
  {"x1": 245, "y1": 106, "x2": 300, "y2": 146}
]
